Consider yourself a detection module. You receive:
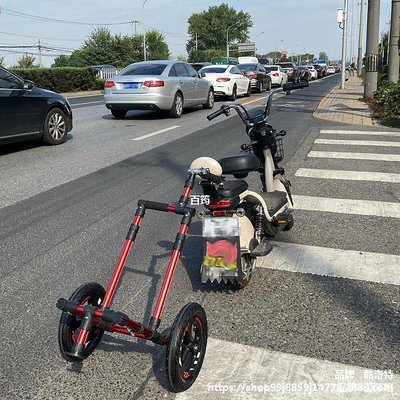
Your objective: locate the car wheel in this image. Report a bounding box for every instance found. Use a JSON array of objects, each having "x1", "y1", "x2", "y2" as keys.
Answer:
[
  {"x1": 169, "y1": 92, "x2": 184, "y2": 118},
  {"x1": 228, "y1": 85, "x2": 237, "y2": 101},
  {"x1": 257, "y1": 80, "x2": 263, "y2": 93},
  {"x1": 202, "y1": 89, "x2": 214, "y2": 109},
  {"x1": 268, "y1": 80, "x2": 272, "y2": 91},
  {"x1": 111, "y1": 109, "x2": 127, "y2": 119},
  {"x1": 244, "y1": 83, "x2": 251, "y2": 97},
  {"x1": 43, "y1": 107, "x2": 68, "y2": 145}
]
